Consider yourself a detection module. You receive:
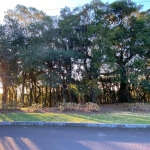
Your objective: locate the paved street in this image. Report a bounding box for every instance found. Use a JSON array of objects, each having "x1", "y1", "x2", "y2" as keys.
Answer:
[{"x1": 0, "y1": 126, "x2": 150, "y2": 150}]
